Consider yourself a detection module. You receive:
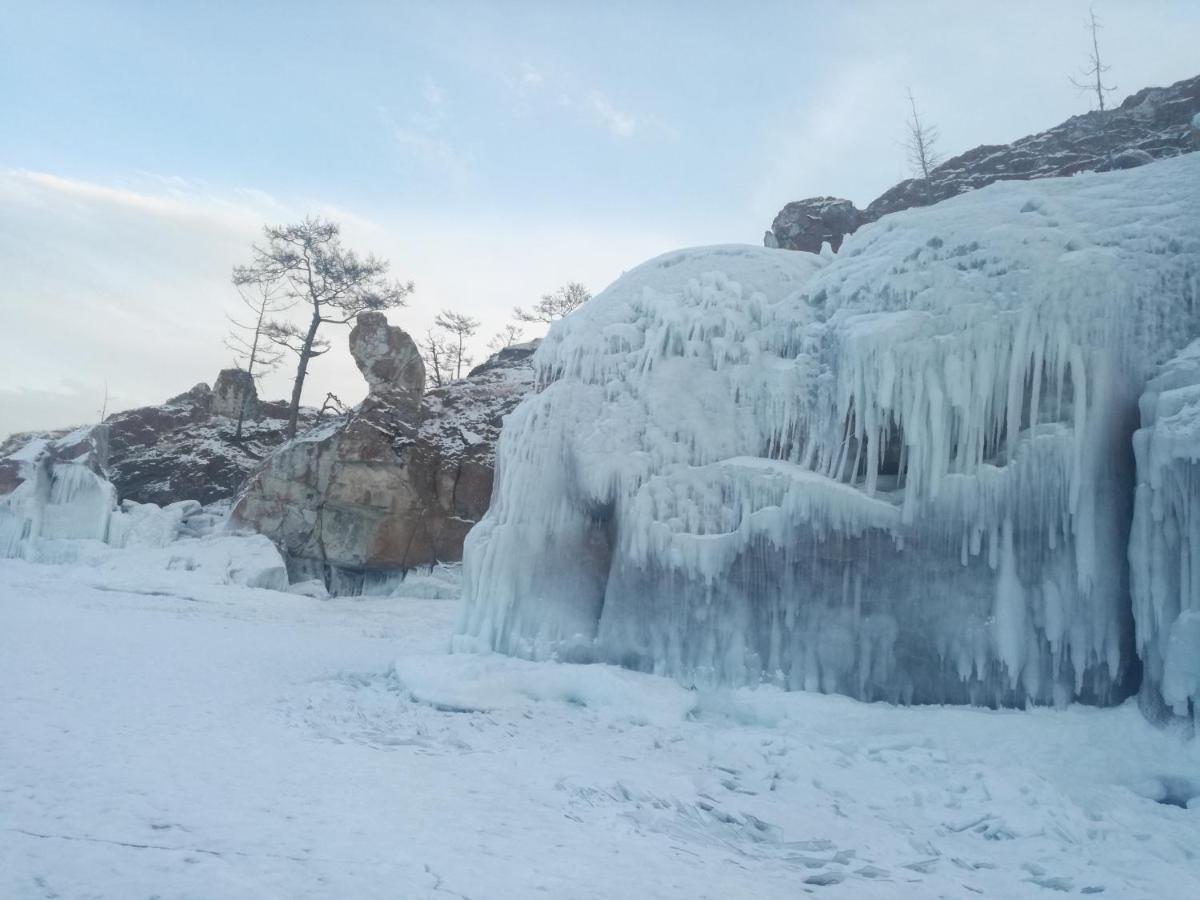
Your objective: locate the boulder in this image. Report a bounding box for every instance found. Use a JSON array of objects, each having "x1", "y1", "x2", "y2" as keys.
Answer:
[
  {"x1": 765, "y1": 197, "x2": 862, "y2": 253},
  {"x1": 211, "y1": 368, "x2": 258, "y2": 420},
  {"x1": 349, "y1": 311, "x2": 425, "y2": 399}
]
